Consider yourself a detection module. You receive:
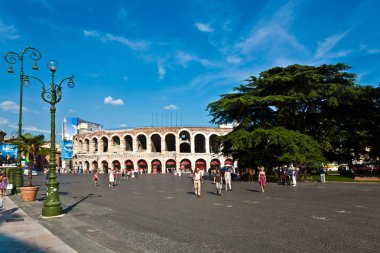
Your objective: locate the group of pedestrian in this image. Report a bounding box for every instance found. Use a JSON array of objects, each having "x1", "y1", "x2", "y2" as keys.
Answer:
[{"x1": 192, "y1": 166, "x2": 267, "y2": 196}]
